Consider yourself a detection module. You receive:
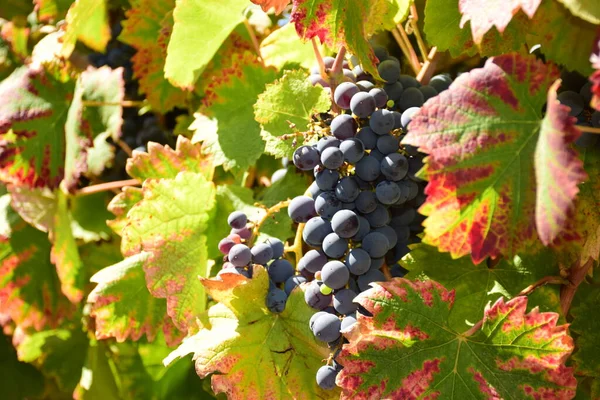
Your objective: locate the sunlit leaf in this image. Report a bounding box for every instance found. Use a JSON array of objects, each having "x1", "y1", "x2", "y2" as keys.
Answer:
[
  {"x1": 60, "y1": 0, "x2": 110, "y2": 57},
  {"x1": 555, "y1": 0, "x2": 600, "y2": 24},
  {"x1": 164, "y1": 266, "x2": 336, "y2": 399},
  {"x1": 337, "y1": 279, "x2": 576, "y2": 399}
]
